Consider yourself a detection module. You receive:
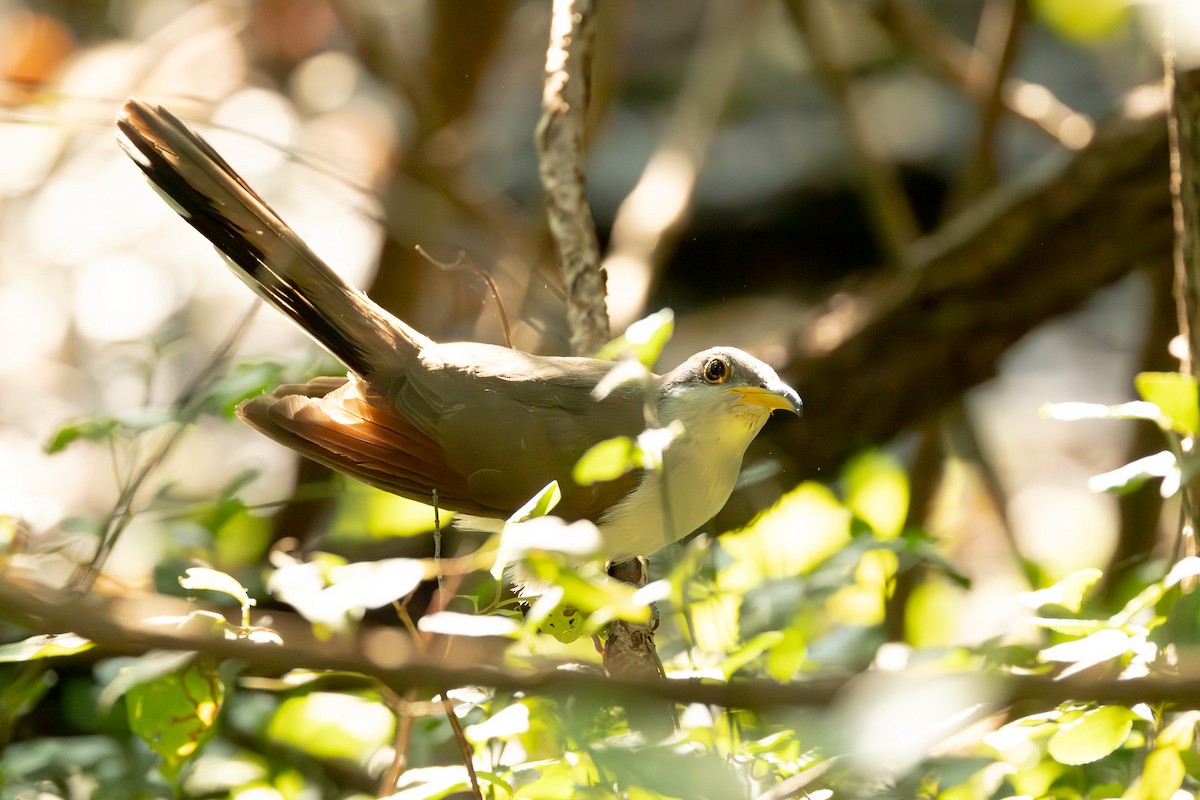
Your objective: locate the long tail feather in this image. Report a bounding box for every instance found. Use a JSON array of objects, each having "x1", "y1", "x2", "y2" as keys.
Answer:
[{"x1": 116, "y1": 98, "x2": 427, "y2": 377}]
